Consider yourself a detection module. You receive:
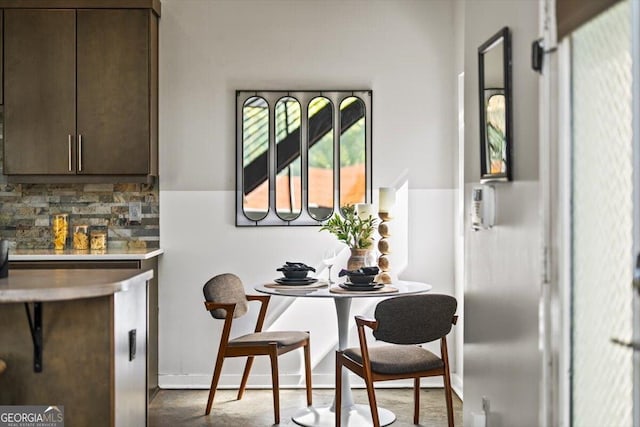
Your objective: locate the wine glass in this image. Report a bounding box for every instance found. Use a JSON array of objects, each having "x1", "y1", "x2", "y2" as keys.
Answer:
[
  {"x1": 365, "y1": 250, "x2": 378, "y2": 268},
  {"x1": 322, "y1": 248, "x2": 338, "y2": 284}
]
